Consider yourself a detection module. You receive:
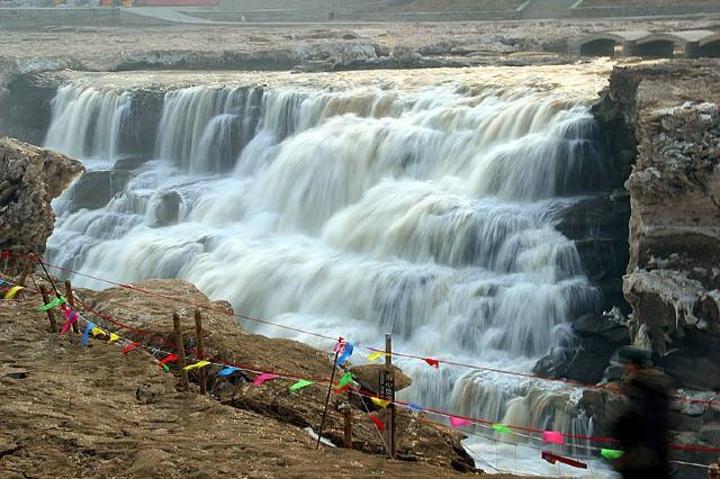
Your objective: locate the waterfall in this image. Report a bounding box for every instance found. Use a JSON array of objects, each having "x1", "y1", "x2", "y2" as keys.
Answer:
[
  {"x1": 45, "y1": 76, "x2": 616, "y2": 476},
  {"x1": 45, "y1": 84, "x2": 131, "y2": 162}
]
